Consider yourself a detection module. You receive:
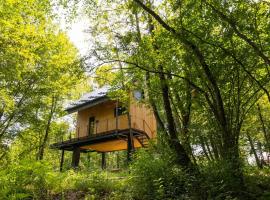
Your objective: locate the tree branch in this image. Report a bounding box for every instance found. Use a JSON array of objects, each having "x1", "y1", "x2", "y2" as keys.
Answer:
[{"x1": 205, "y1": 1, "x2": 270, "y2": 68}]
